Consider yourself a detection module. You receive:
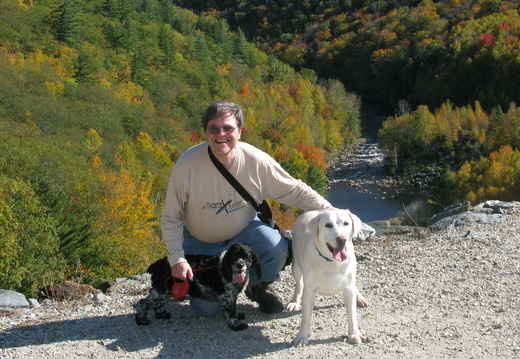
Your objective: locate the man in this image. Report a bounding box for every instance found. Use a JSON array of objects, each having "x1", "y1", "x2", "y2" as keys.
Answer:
[{"x1": 161, "y1": 100, "x2": 333, "y2": 316}]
